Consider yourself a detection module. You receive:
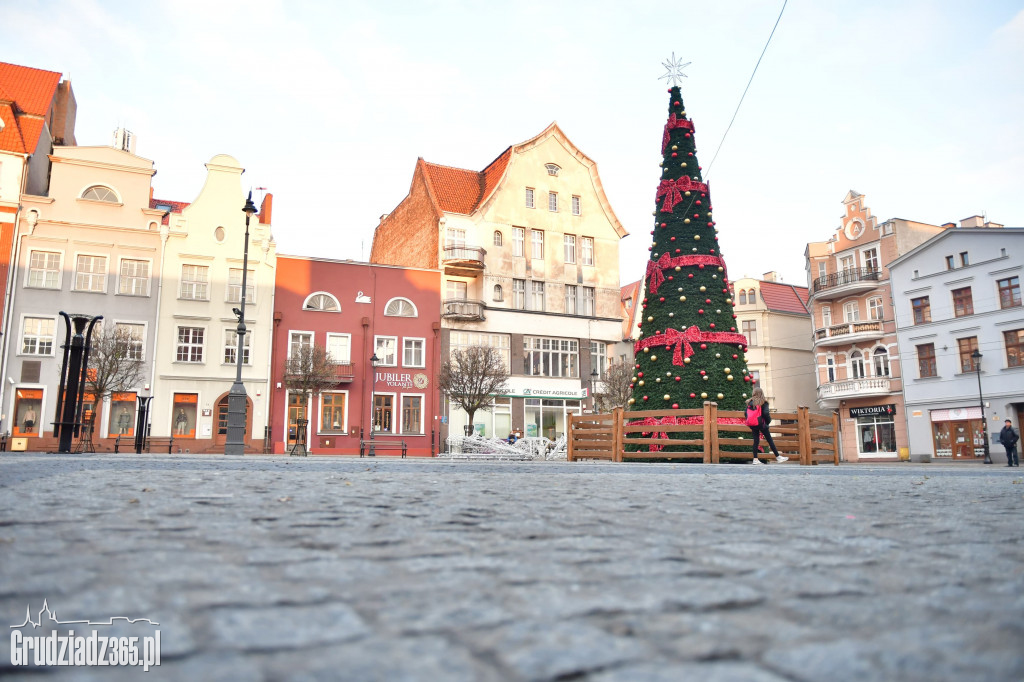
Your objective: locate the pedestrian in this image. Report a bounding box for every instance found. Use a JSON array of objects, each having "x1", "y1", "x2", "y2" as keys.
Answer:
[
  {"x1": 999, "y1": 419, "x2": 1019, "y2": 467},
  {"x1": 745, "y1": 387, "x2": 788, "y2": 465}
]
